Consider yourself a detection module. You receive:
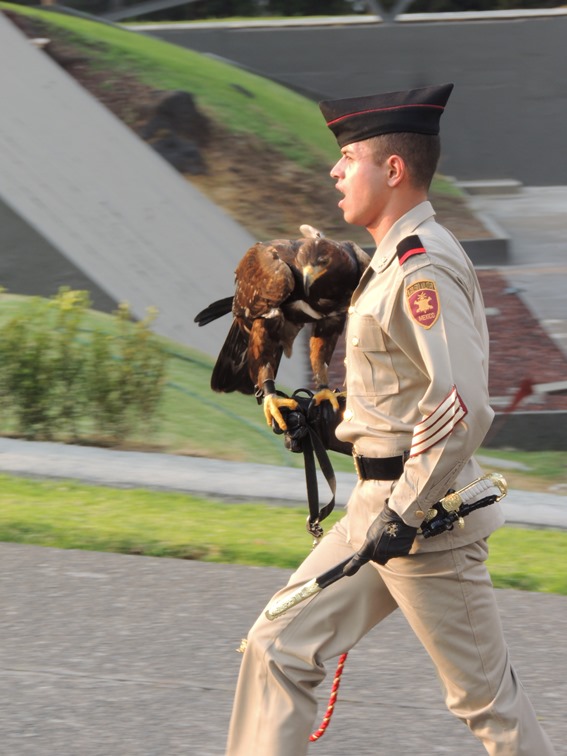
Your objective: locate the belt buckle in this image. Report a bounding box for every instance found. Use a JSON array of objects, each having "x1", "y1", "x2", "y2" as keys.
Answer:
[{"x1": 353, "y1": 454, "x2": 363, "y2": 479}]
